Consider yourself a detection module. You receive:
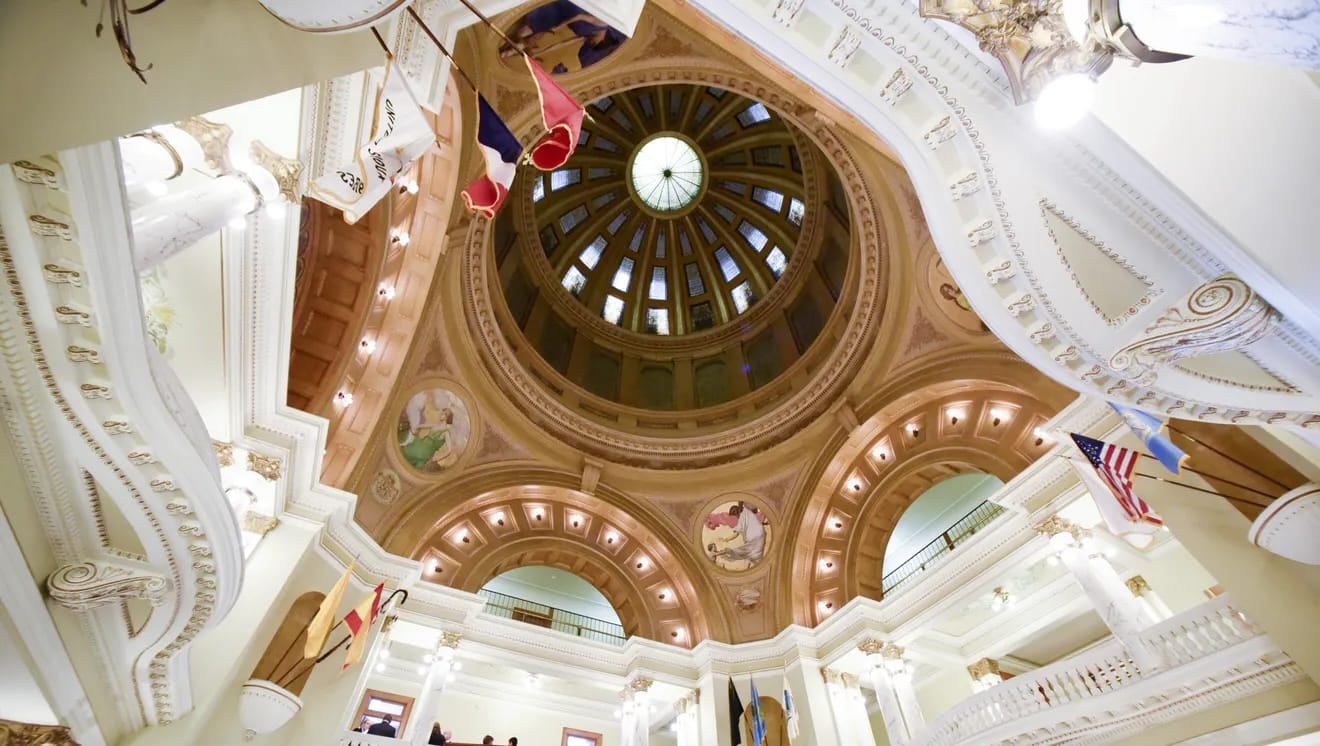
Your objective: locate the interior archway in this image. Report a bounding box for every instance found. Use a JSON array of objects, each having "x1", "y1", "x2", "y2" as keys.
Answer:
[{"x1": 882, "y1": 472, "x2": 1005, "y2": 578}]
